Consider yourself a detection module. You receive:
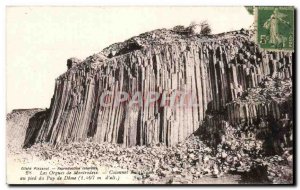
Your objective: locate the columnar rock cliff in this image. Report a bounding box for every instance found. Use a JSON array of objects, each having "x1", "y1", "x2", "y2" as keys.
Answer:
[{"x1": 23, "y1": 29, "x2": 293, "y2": 148}]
